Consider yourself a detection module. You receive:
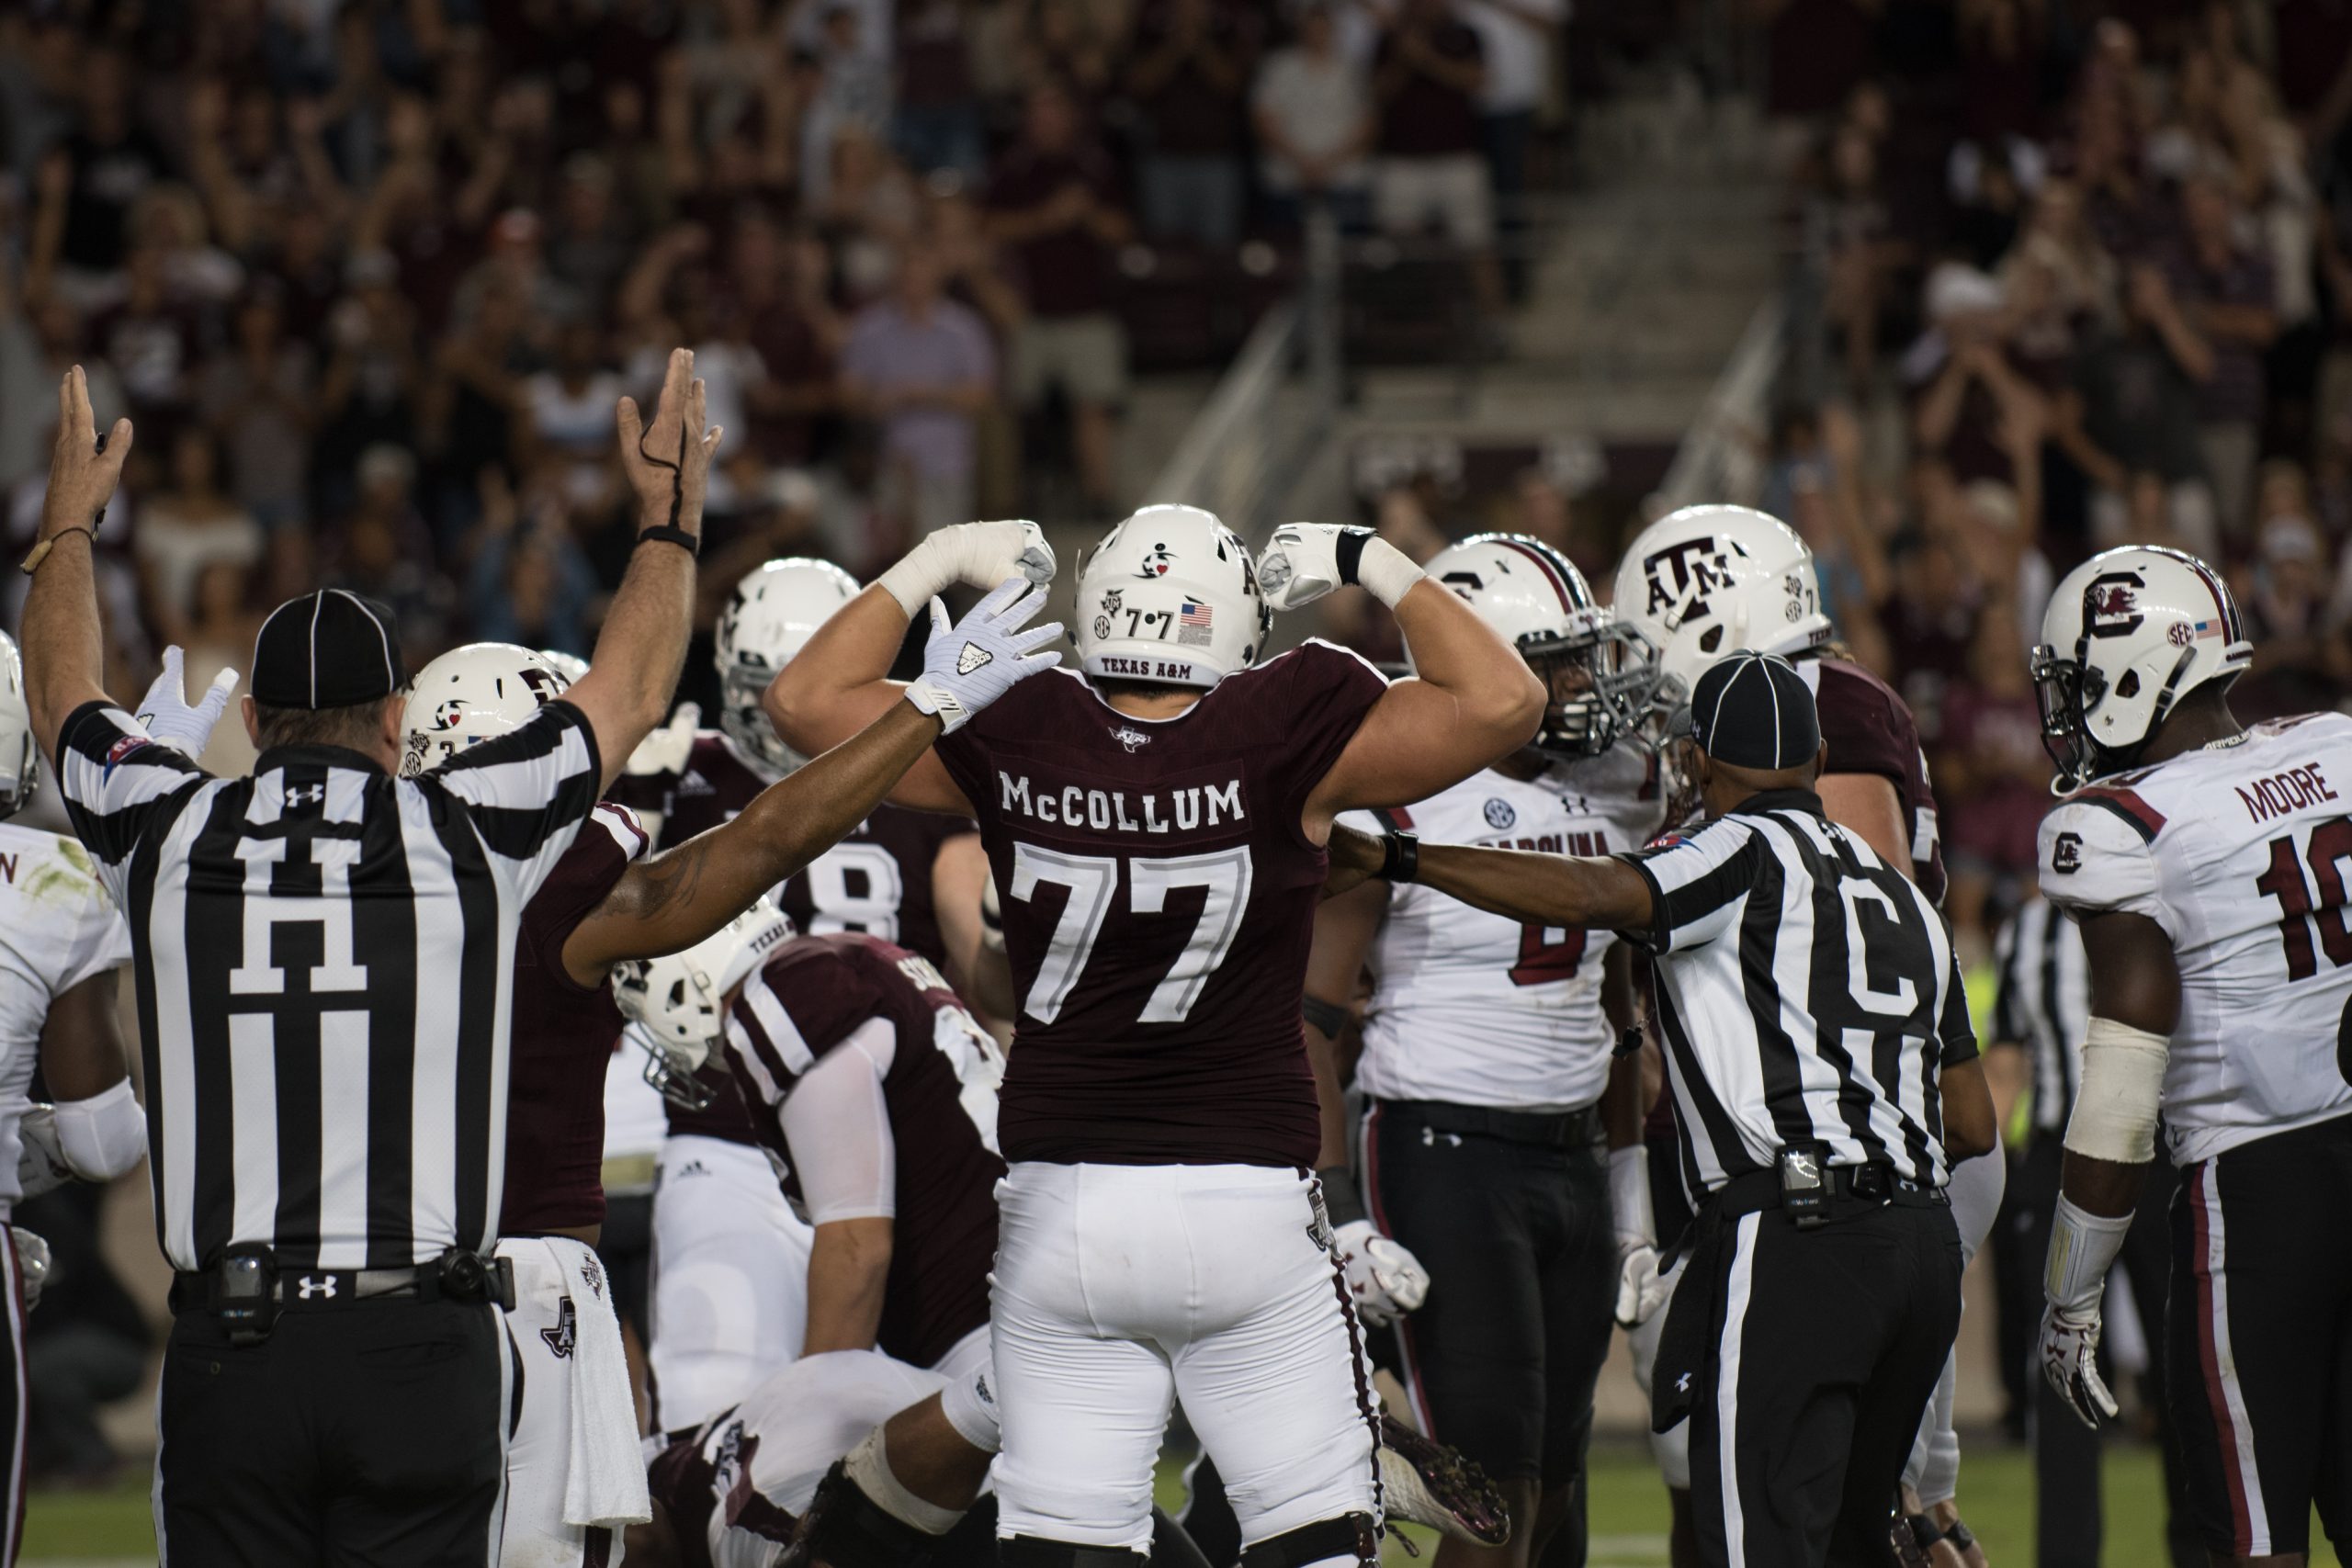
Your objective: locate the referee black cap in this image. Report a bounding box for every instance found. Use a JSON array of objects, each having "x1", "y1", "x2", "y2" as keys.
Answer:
[
  {"x1": 1677, "y1": 650, "x2": 1820, "y2": 770},
  {"x1": 251, "y1": 590, "x2": 407, "y2": 710}
]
